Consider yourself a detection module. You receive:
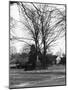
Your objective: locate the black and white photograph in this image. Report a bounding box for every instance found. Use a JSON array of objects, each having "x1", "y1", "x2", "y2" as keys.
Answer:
[{"x1": 9, "y1": 1, "x2": 66, "y2": 89}]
